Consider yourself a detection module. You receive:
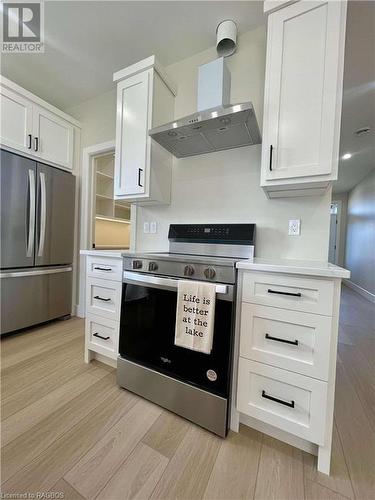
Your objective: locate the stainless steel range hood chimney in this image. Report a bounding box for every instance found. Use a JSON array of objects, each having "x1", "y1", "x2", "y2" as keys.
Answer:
[{"x1": 149, "y1": 56, "x2": 261, "y2": 159}]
